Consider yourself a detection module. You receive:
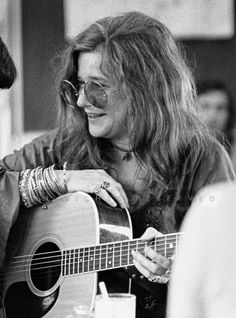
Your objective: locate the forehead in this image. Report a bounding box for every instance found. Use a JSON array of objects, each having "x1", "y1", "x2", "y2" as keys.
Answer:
[
  {"x1": 77, "y1": 49, "x2": 107, "y2": 80},
  {"x1": 198, "y1": 90, "x2": 229, "y2": 107}
]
